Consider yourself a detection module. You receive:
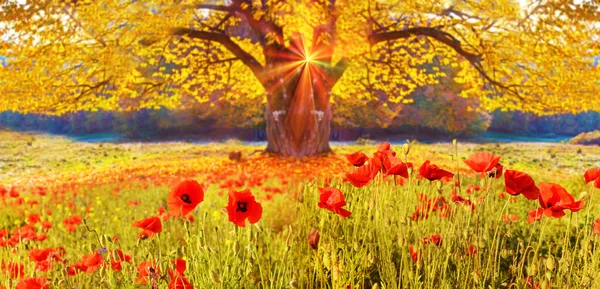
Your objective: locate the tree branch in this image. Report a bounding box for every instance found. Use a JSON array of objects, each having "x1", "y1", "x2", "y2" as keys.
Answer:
[
  {"x1": 184, "y1": 2, "x2": 284, "y2": 45},
  {"x1": 330, "y1": 58, "x2": 349, "y2": 85},
  {"x1": 369, "y1": 27, "x2": 481, "y2": 63},
  {"x1": 171, "y1": 27, "x2": 264, "y2": 80},
  {"x1": 369, "y1": 27, "x2": 526, "y2": 99},
  {"x1": 184, "y1": 4, "x2": 234, "y2": 13}
]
